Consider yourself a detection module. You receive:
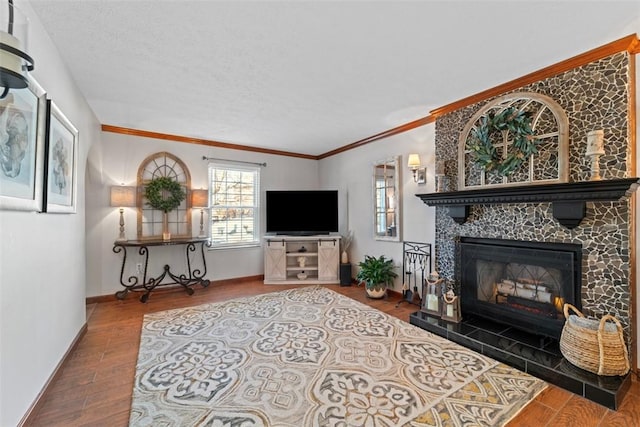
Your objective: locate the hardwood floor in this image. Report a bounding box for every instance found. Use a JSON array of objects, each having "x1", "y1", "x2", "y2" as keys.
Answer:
[{"x1": 26, "y1": 280, "x2": 640, "y2": 426}]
